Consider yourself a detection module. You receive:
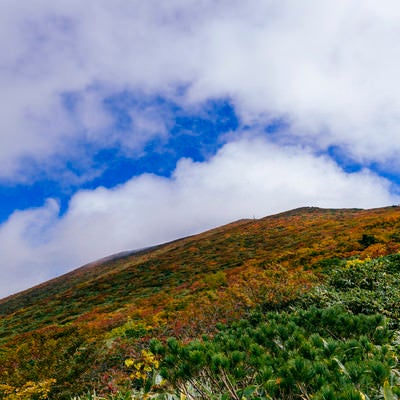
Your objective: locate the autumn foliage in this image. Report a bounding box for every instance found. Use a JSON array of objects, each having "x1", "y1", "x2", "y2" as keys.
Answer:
[{"x1": 1, "y1": 206, "x2": 400, "y2": 397}]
